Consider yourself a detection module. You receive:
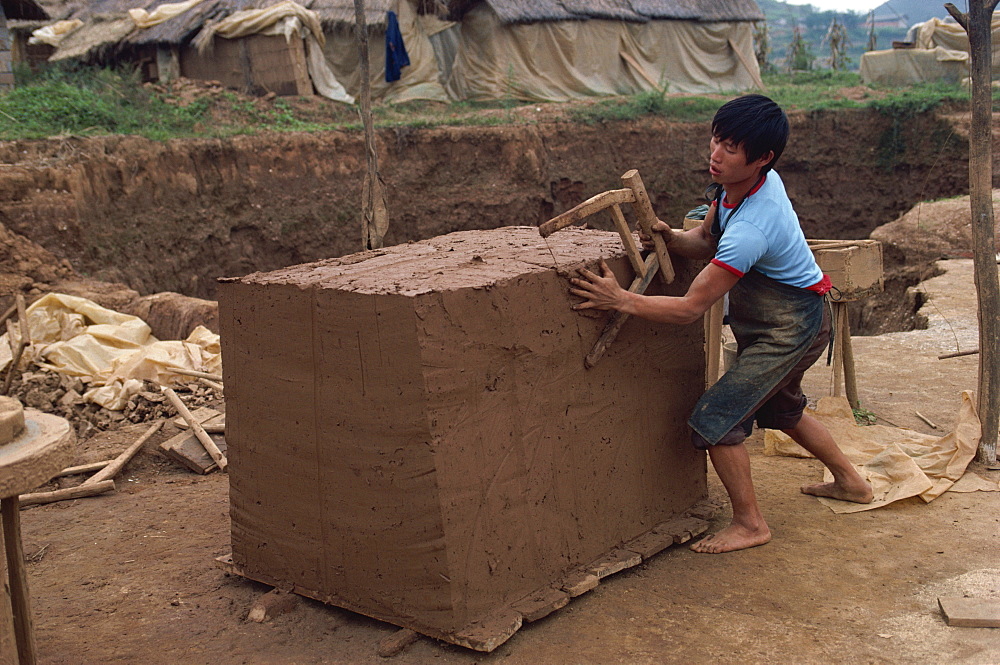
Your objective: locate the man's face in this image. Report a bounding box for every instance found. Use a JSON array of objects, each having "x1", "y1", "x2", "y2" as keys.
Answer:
[{"x1": 708, "y1": 135, "x2": 773, "y2": 186}]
